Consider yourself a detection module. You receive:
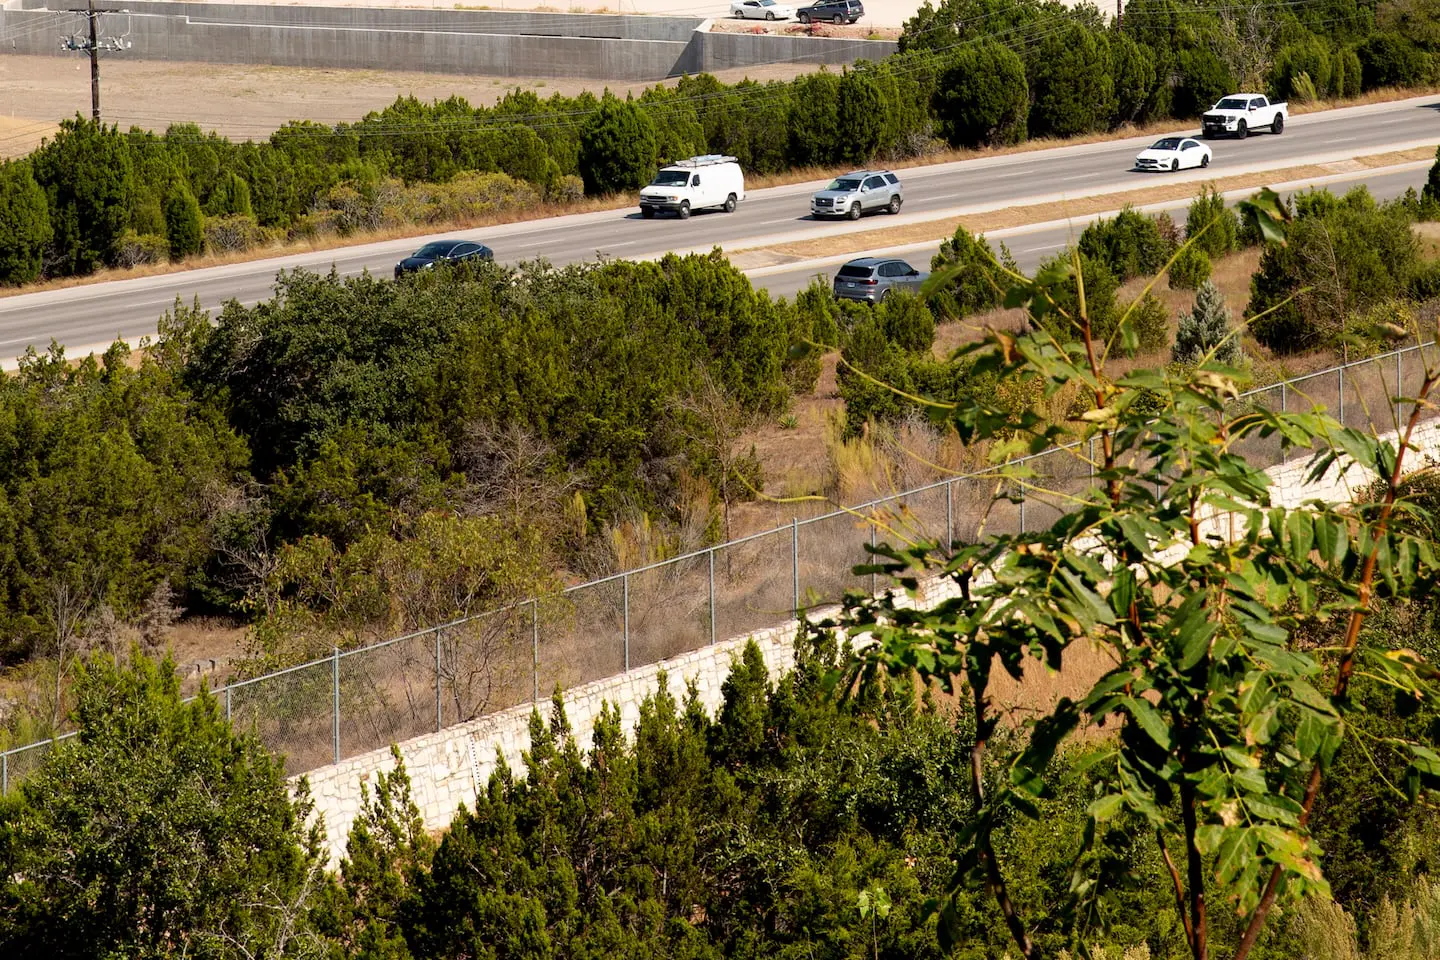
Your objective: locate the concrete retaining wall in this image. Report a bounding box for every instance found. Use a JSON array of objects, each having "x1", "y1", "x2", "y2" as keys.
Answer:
[
  {"x1": 298, "y1": 414, "x2": 1440, "y2": 865},
  {"x1": 0, "y1": 0, "x2": 897, "y2": 80}
]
